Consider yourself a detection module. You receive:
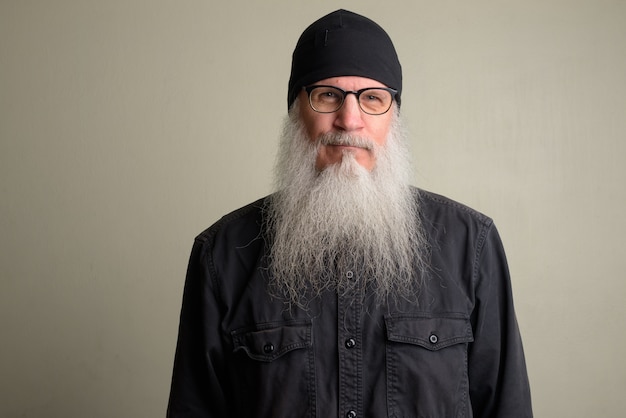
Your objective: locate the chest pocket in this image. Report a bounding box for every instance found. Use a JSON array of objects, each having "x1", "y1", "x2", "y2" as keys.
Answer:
[
  {"x1": 384, "y1": 313, "x2": 474, "y2": 417},
  {"x1": 229, "y1": 320, "x2": 315, "y2": 417},
  {"x1": 231, "y1": 320, "x2": 312, "y2": 362},
  {"x1": 385, "y1": 312, "x2": 474, "y2": 350}
]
